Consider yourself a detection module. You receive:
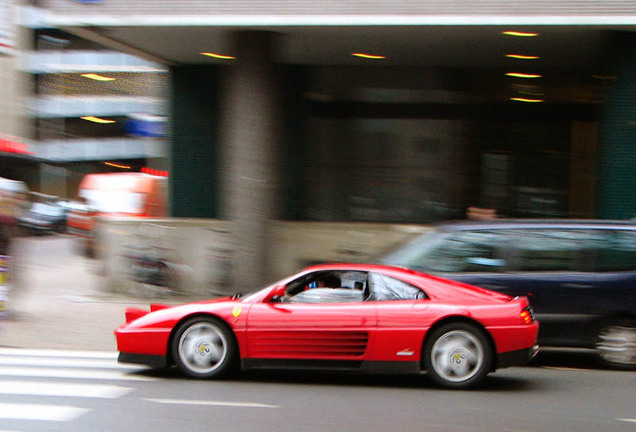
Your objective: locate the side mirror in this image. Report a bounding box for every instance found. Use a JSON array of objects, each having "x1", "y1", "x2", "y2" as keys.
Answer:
[{"x1": 263, "y1": 285, "x2": 286, "y2": 302}]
